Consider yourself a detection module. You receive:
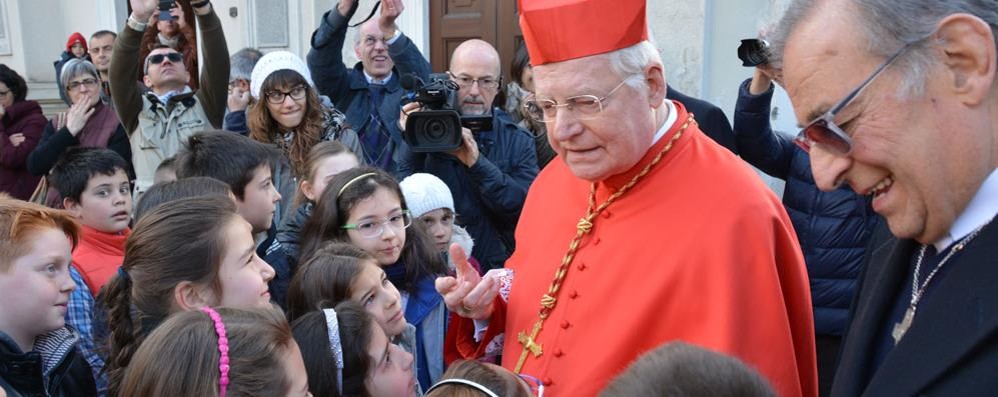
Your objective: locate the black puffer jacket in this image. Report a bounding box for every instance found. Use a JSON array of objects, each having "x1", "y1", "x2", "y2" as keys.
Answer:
[
  {"x1": 734, "y1": 78, "x2": 880, "y2": 336},
  {"x1": 0, "y1": 328, "x2": 97, "y2": 397}
]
